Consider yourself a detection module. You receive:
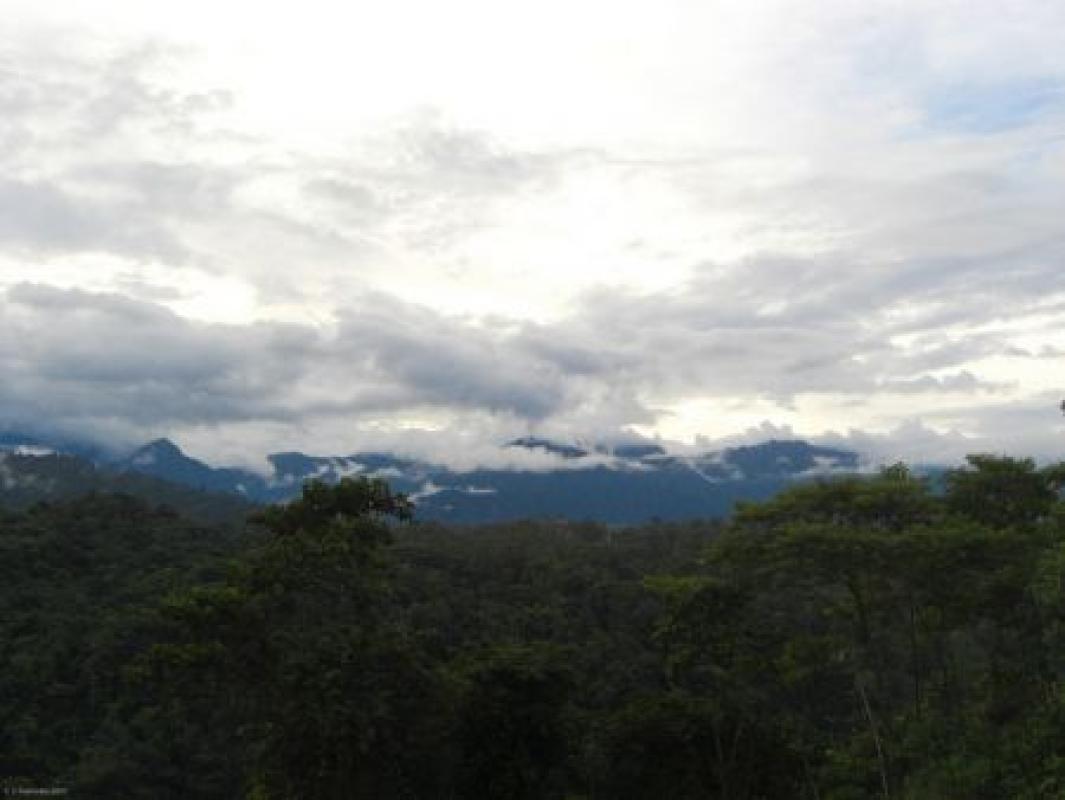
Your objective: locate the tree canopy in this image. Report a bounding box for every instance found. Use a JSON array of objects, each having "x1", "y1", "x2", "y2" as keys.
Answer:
[{"x1": 3, "y1": 460, "x2": 1065, "y2": 797}]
